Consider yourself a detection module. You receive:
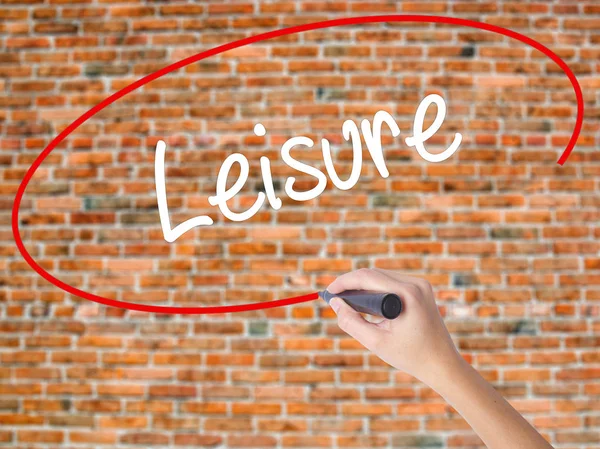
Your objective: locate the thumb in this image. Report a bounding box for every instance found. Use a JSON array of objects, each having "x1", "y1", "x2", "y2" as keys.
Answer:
[{"x1": 330, "y1": 297, "x2": 381, "y2": 350}]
